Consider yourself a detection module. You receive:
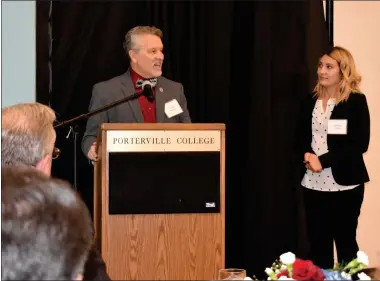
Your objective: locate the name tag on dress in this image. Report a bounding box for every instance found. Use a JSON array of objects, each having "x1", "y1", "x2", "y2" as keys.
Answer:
[{"x1": 328, "y1": 119, "x2": 347, "y2": 135}]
